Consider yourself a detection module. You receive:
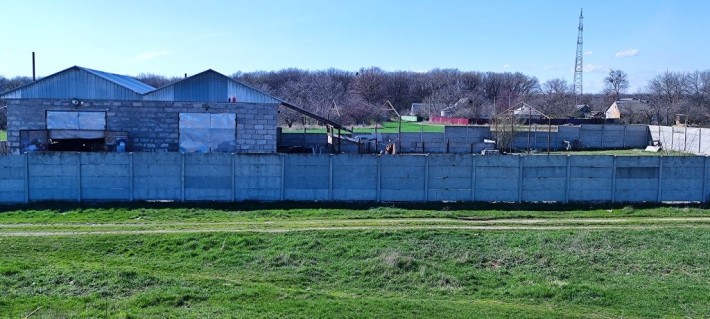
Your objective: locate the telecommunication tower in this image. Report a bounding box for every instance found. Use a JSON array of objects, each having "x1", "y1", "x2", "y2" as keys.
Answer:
[{"x1": 573, "y1": 8, "x2": 583, "y2": 105}]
